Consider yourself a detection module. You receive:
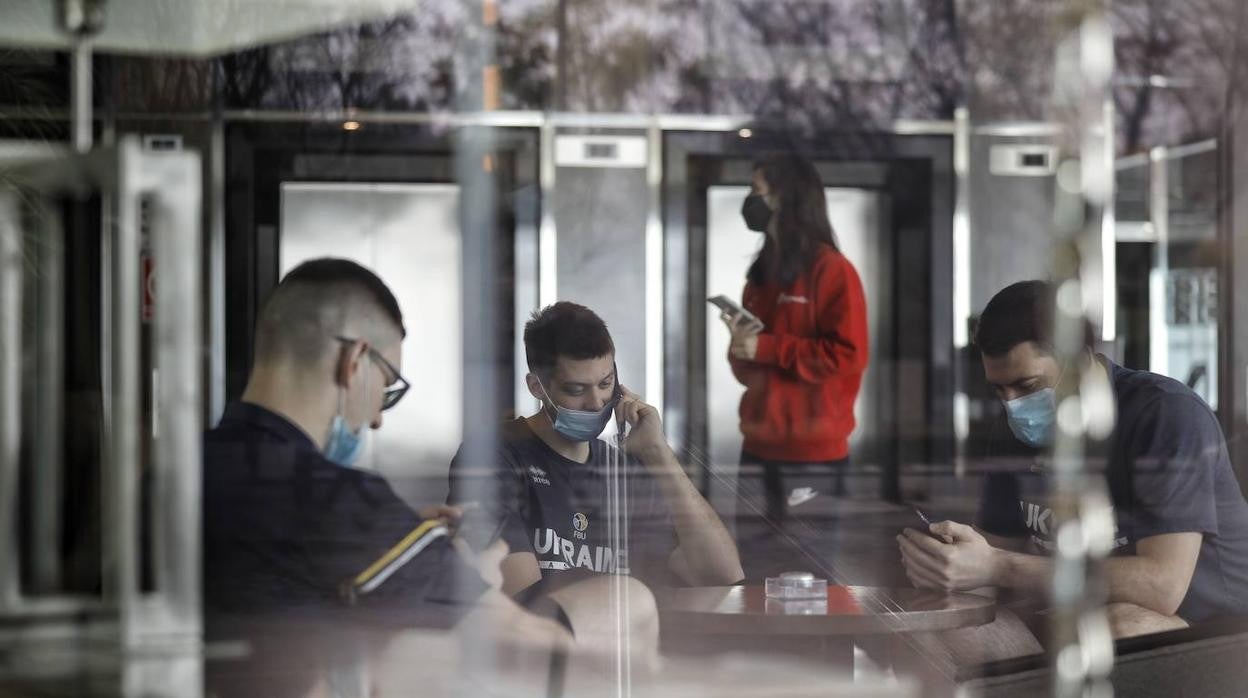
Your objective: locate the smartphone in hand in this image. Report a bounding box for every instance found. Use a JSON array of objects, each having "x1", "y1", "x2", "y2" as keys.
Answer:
[
  {"x1": 911, "y1": 508, "x2": 952, "y2": 544},
  {"x1": 708, "y1": 295, "x2": 764, "y2": 332}
]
